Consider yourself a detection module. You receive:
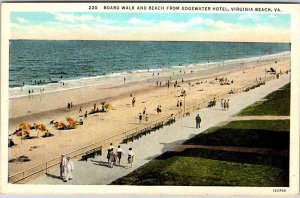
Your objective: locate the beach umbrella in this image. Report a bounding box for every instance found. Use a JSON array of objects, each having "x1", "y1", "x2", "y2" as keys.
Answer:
[
  {"x1": 66, "y1": 117, "x2": 75, "y2": 123},
  {"x1": 36, "y1": 124, "x2": 47, "y2": 131},
  {"x1": 105, "y1": 103, "x2": 113, "y2": 110},
  {"x1": 15, "y1": 130, "x2": 29, "y2": 137},
  {"x1": 68, "y1": 120, "x2": 77, "y2": 129},
  {"x1": 19, "y1": 123, "x2": 31, "y2": 131},
  {"x1": 21, "y1": 131, "x2": 29, "y2": 138},
  {"x1": 55, "y1": 122, "x2": 66, "y2": 130},
  {"x1": 36, "y1": 124, "x2": 47, "y2": 137},
  {"x1": 66, "y1": 117, "x2": 77, "y2": 129}
]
